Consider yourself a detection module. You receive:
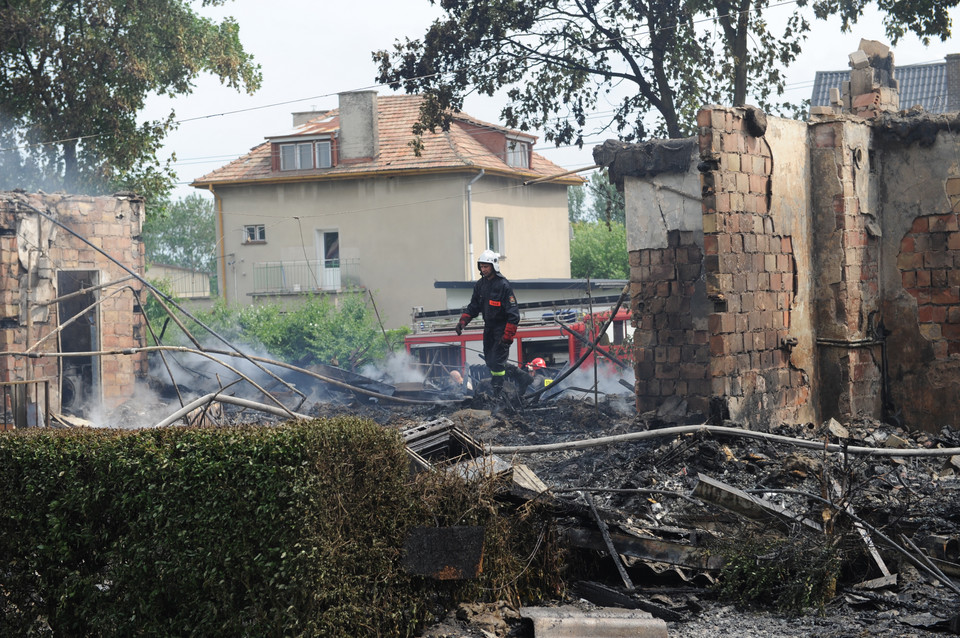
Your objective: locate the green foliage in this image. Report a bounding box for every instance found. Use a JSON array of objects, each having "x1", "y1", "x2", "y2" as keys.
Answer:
[
  {"x1": 141, "y1": 278, "x2": 182, "y2": 346},
  {"x1": 568, "y1": 182, "x2": 587, "y2": 223},
  {"x1": 812, "y1": 0, "x2": 960, "y2": 44},
  {"x1": 0, "y1": 419, "x2": 565, "y2": 637},
  {"x1": 570, "y1": 221, "x2": 628, "y2": 279},
  {"x1": 374, "y1": 0, "x2": 811, "y2": 143},
  {"x1": 143, "y1": 193, "x2": 217, "y2": 273},
  {"x1": 375, "y1": 0, "x2": 955, "y2": 145},
  {"x1": 0, "y1": 0, "x2": 261, "y2": 203},
  {"x1": 714, "y1": 534, "x2": 842, "y2": 614},
  {"x1": 170, "y1": 293, "x2": 409, "y2": 370}
]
